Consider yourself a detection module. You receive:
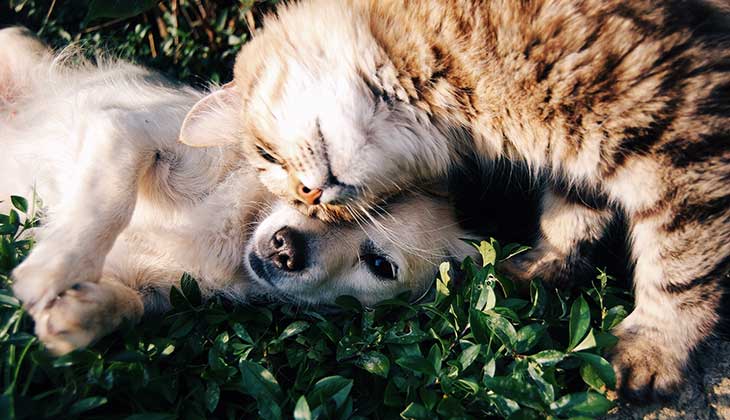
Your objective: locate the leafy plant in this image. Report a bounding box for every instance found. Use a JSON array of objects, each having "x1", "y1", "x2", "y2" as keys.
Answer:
[{"x1": 0, "y1": 196, "x2": 632, "y2": 419}]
